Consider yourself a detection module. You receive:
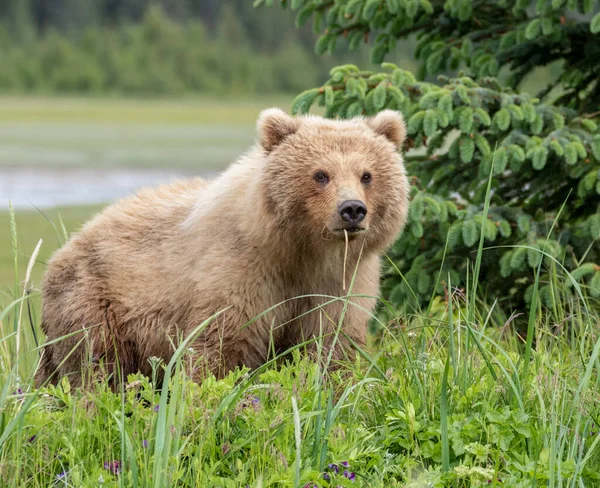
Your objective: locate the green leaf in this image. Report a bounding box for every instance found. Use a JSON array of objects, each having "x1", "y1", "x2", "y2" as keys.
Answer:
[
  {"x1": 552, "y1": 112, "x2": 565, "y2": 129},
  {"x1": 456, "y1": 85, "x2": 470, "y2": 104},
  {"x1": 483, "y1": 219, "x2": 498, "y2": 241},
  {"x1": 373, "y1": 82, "x2": 387, "y2": 110},
  {"x1": 346, "y1": 100, "x2": 364, "y2": 118},
  {"x1": 296, "y1": 4, "x2": 316, "y2": 27},
  {"x1": 499, "y1": 220, "x2": 512, "y2": 238},
  {"x1": 494, "y1": 147, "x2": 508, "y2": 173},
  {"x1": 408, "y1": 111, "x2": 426, "y2": 135},
  {"x1": 592, "y1": 137, "x2": 600, "y2": 160},
  {"x1": 291, "y1": 88, "x2": 320, "y2": 114},
  {"x1": 345, "y1": 0, "x2": 364, "y2": 16},
  {"x1": 591, "y1": 272, "x2": 600, "y2": 298},
  {"x1": 386, "y1": 0, "x2": 400, "y2": 14},
  {"x1": 541, "y1": 18, "x2": 553, "y2": 36},
  {"x1": 564, "y1": 143, "x2": 578, "y2": 165},
  {"x1": 522, "y1": 104, "x2": 537, "y2": 123},
  {"x1": 411, "y1": 220, "x2": 424, "y2": 238},
  {"x1": 531, "y1": 114, "x2": 544, "y2": 134},
  {"x1": 589, "y1": 214, "x2": 600, "y2": 240},
  {"x1": 424, "y1": 109, "x2": 438, "y2": 137},
  {"x1": 447, "y1": 222, "x2": 462, "y2": 249},
  {"x1": 525, "y1": 19, "x2": 541, "y2": 40},
  {"x1": 420, "y1": 0, "x2": 434, "y2": 14},
  {"x1": 532, "y1": 146, "x2": 548, "y2": 170},
  {"x1": 459, "y1": 136, "x2": 475, "y2": 163},
  {"x1": 438, "y1": 93, "x2": 453, "y2": 117},
  {"x1": 493, "y1": 108, "x2": 511, "y2": 131},
  {"x1": 348, "y1": 30, "x2": 363, "y2": 50},
  {"x1": 473, "y1": 108, "x2": 491, "y2": 126},
  {"x1": 474, "y1": 133, "x2": 491, "y2": 157},
  {"x1": 406, "y1": 0, "x2": 419, "y2": 17},
  {"x1": 462, "y1": 220, "x2": 479, "y2": 247},
  {"x1": 527, "y1": 246, "x2": 542, "y2": 268},
  {"x1": 426, "y1": 51, "x2": 444, "y2": 75},
  {"x1": 363, "y1": 0, "x2": 380, "y2": 20},
  {"x1": 591, "y1": 12, "x2": 600, "y2": 34},
  {"x1": 315, "y1": 34, "x2": 330, "y2": 55},
  {"x1": 509, "y1": 144, "x2": 525, "y2": 162},
  {"x1": 459, "y1": 107, "x2": 474, "y2": 133},
  {"x1": 324, "y1": 86, "x2": 334, "y2": 106},
  {"x1": 418, "y1": 272, "x2": 431, "y2": 294},
  {"x1": 570, "y1": 263, "x2": 596, "y2": 281},
  {"x1": 392, "y1": 69, "x2": 405, "y2": 87},
  {"x1": 510, "y1": 247, "x2": 526, "y2": 270},
  {"x1": 508, "y1": 104, "x2": 524, "y2": 122},
  {"x1": 517, "y1": 215, "x2": 531, "y2": 234},
  {"x1": 549, "y1": 139, "x2": 564, "y2": 156},
  {"x1": 419, "y1": 91, "x2": 439, "y2": 109},
  {"x1": 500, "y1": 252, "x2": 512, "y2": 277},
  {"x1": 581, "y1": 119, "x2": 597, "y2": 132},
  {"x1": 460, "y1": 38, "x2": 473, "y2": 59}
]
